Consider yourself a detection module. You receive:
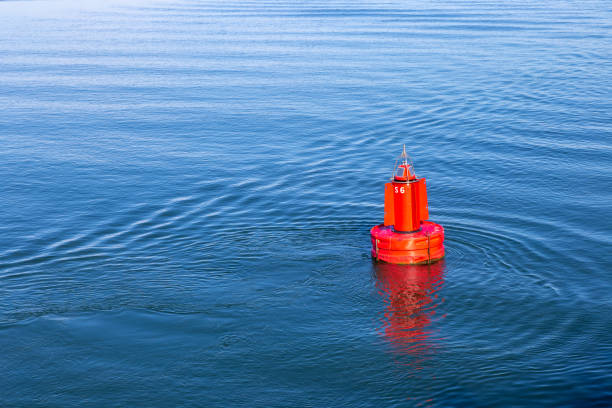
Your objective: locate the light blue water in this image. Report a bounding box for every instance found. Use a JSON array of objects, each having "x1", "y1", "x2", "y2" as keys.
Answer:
[{"x1": 1, "y1": 0, "x2": 611, "y2": 406}]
